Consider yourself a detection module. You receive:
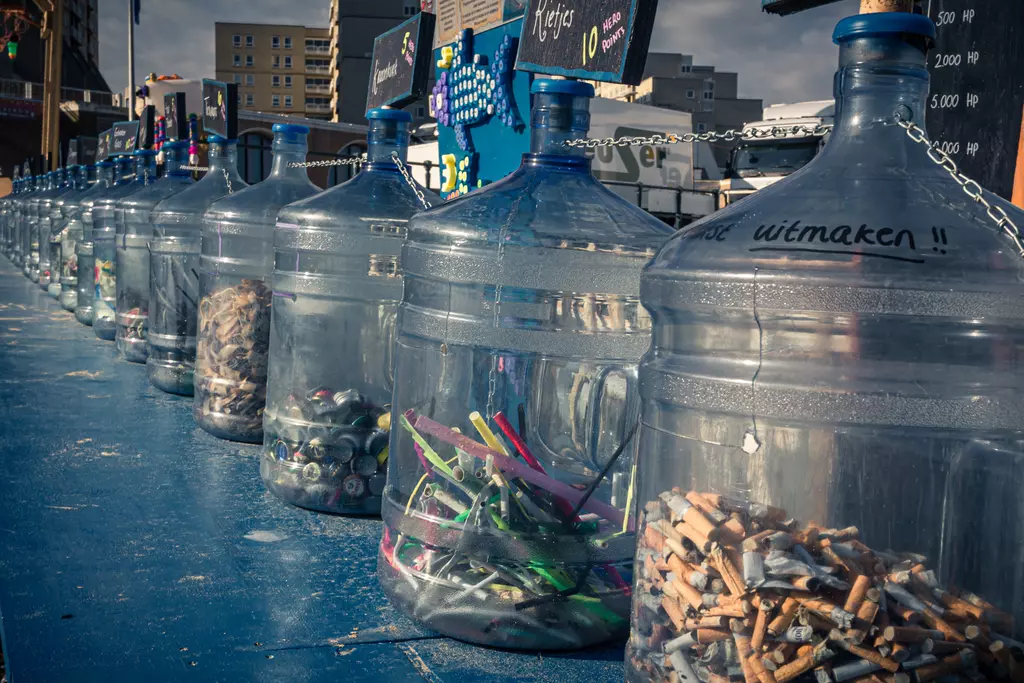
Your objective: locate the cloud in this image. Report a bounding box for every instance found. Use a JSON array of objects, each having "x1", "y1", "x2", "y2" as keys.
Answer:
[{"x1": 98, "y1": 0, "x2": 860, "y2": 106}]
